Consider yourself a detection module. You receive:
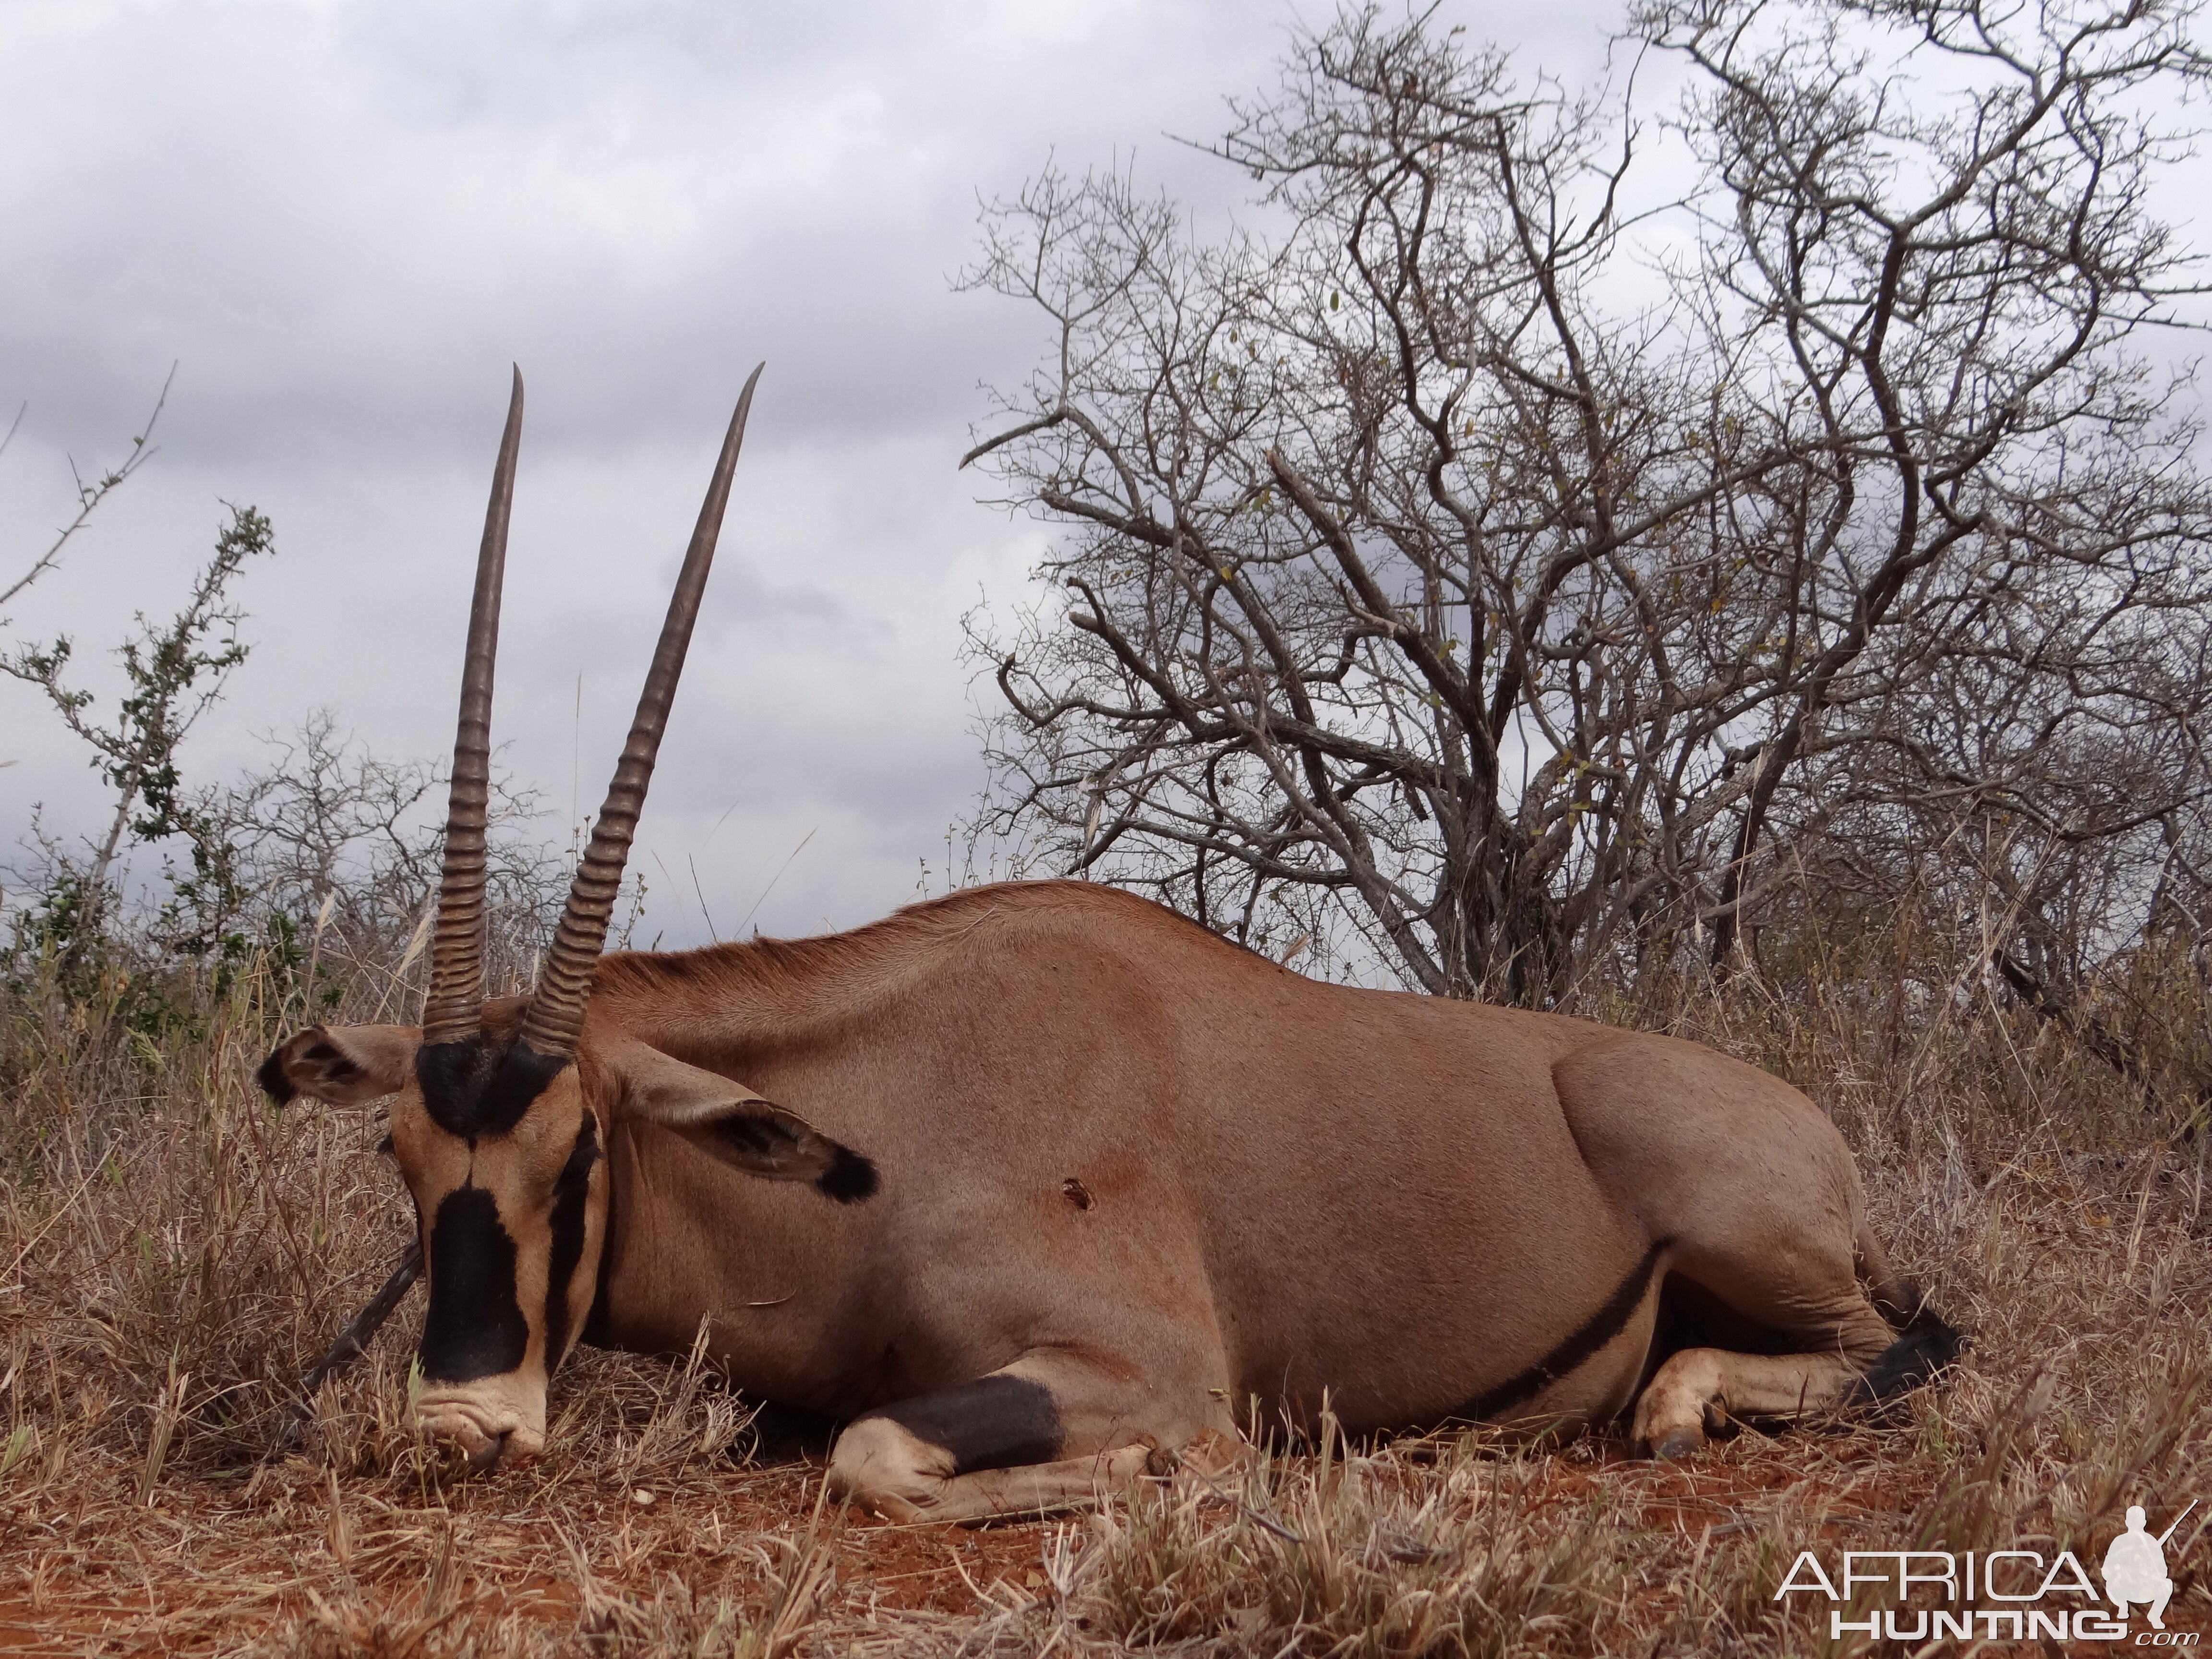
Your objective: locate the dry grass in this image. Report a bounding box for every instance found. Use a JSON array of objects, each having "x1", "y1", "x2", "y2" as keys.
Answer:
[{"x1": 3, "y1": 938, "x2": 2210, "y2": 1656}]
